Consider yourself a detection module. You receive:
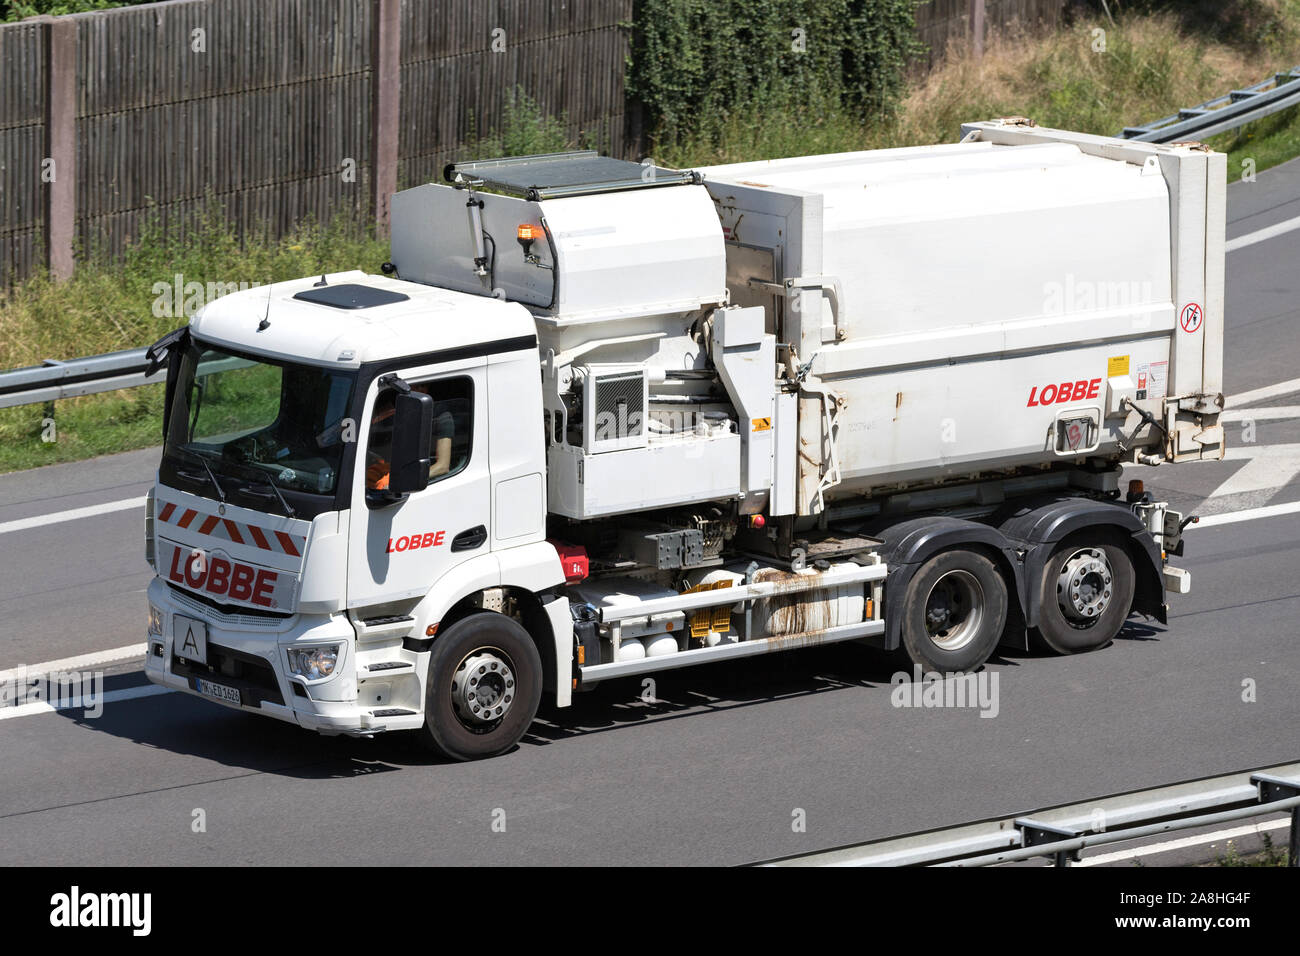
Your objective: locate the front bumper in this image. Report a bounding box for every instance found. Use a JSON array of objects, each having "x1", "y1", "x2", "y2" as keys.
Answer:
[{"x1": 144, "y1": 577, "x2": 422, "y2": 735}]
